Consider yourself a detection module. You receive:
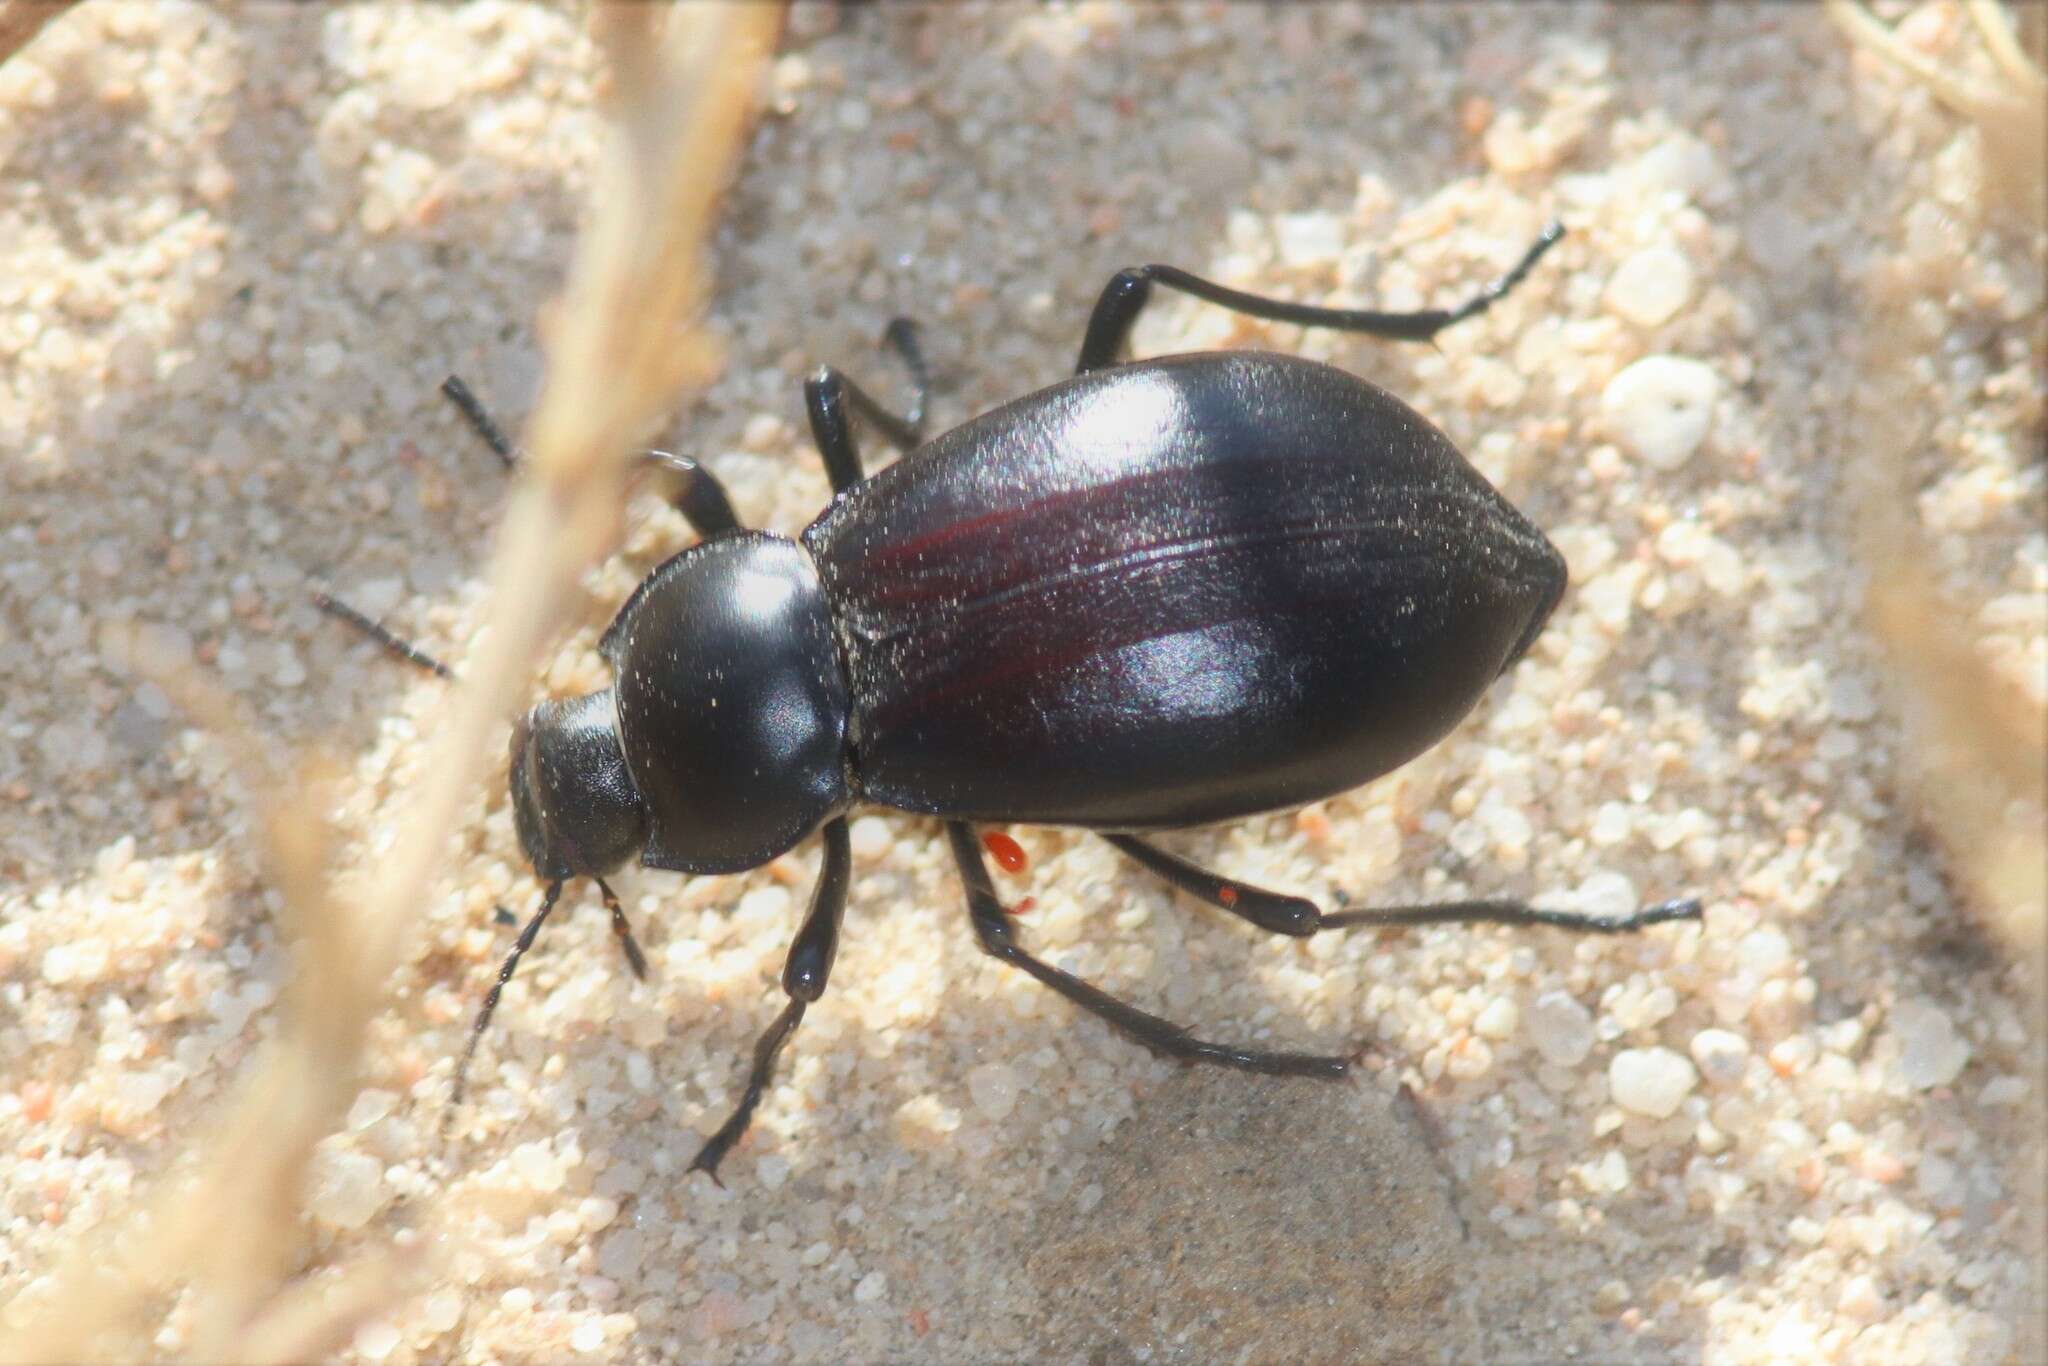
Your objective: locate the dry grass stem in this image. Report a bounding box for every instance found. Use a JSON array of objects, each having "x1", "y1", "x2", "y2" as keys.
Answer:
[
  {"x1": 0, "y1": 0, "x2": 80, "y2": 70},
  {"x1": 1827, "y1": 0, "x2": 2047, "y2": 223},
  {"x1": 1850, "y1": 338, "x2": 2047, "y2": 969},
  {"x1": 0, "y1": 3, "x2": 782, "y2": 1358}
]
